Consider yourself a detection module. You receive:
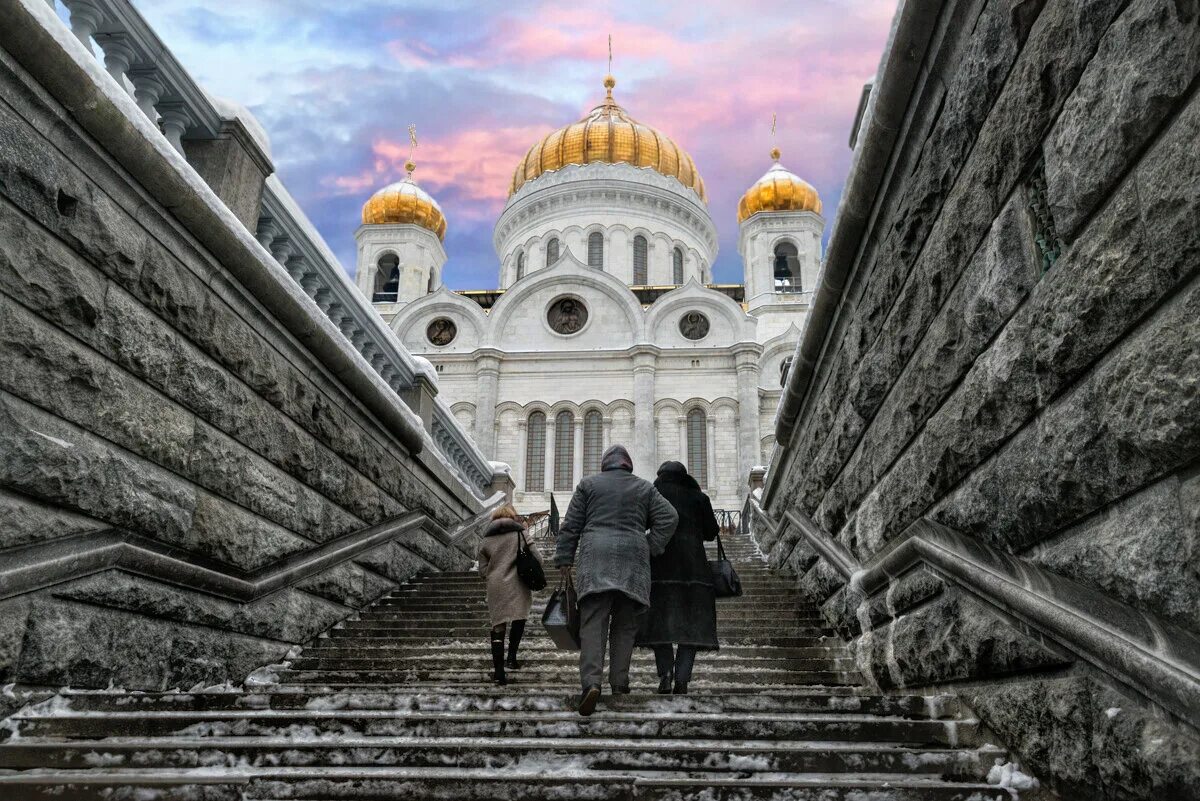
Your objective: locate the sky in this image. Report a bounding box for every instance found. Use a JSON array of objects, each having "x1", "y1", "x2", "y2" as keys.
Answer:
[{"x1": 129, "y1": 0, "x2": 897, "y2": 288}]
